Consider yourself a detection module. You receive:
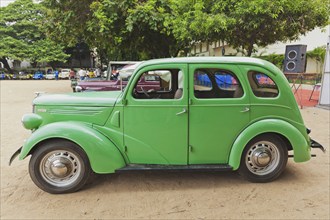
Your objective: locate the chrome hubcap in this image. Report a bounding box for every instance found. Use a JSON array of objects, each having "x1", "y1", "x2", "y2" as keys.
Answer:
[
  {"x1": 50, "y1": 158, "x2": 70, "y2": 177},
  {"x1": 246, "y1": 141, "x2": 280, "y2": 175},
  {"x1": 252, "y1": 149, "x2": 271, "y2": 167},
  {"x1": 40, "y1": 150, "x2": 82, "y2": 187}
]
